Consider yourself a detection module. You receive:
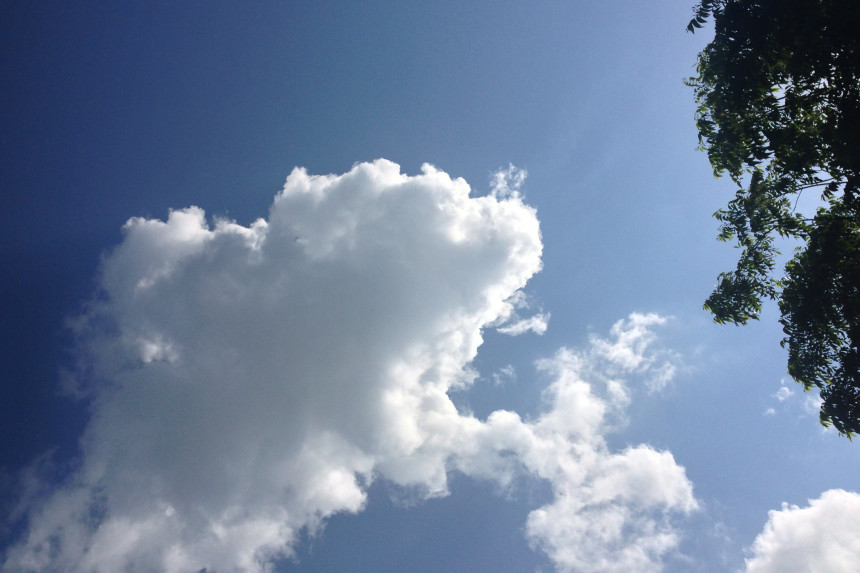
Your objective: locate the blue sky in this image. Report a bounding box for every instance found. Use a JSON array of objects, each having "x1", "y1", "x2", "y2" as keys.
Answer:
[{"x1": 3, "y1": 2, "x2": 860, "y2": 572}]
